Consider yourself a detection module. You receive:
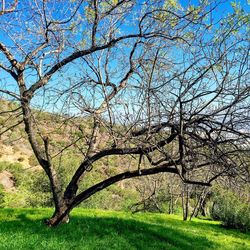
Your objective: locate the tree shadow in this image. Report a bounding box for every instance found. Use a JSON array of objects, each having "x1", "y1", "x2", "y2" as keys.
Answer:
[{"x1": 0, "y1": 210, "x2": 219, "y2": 250}]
